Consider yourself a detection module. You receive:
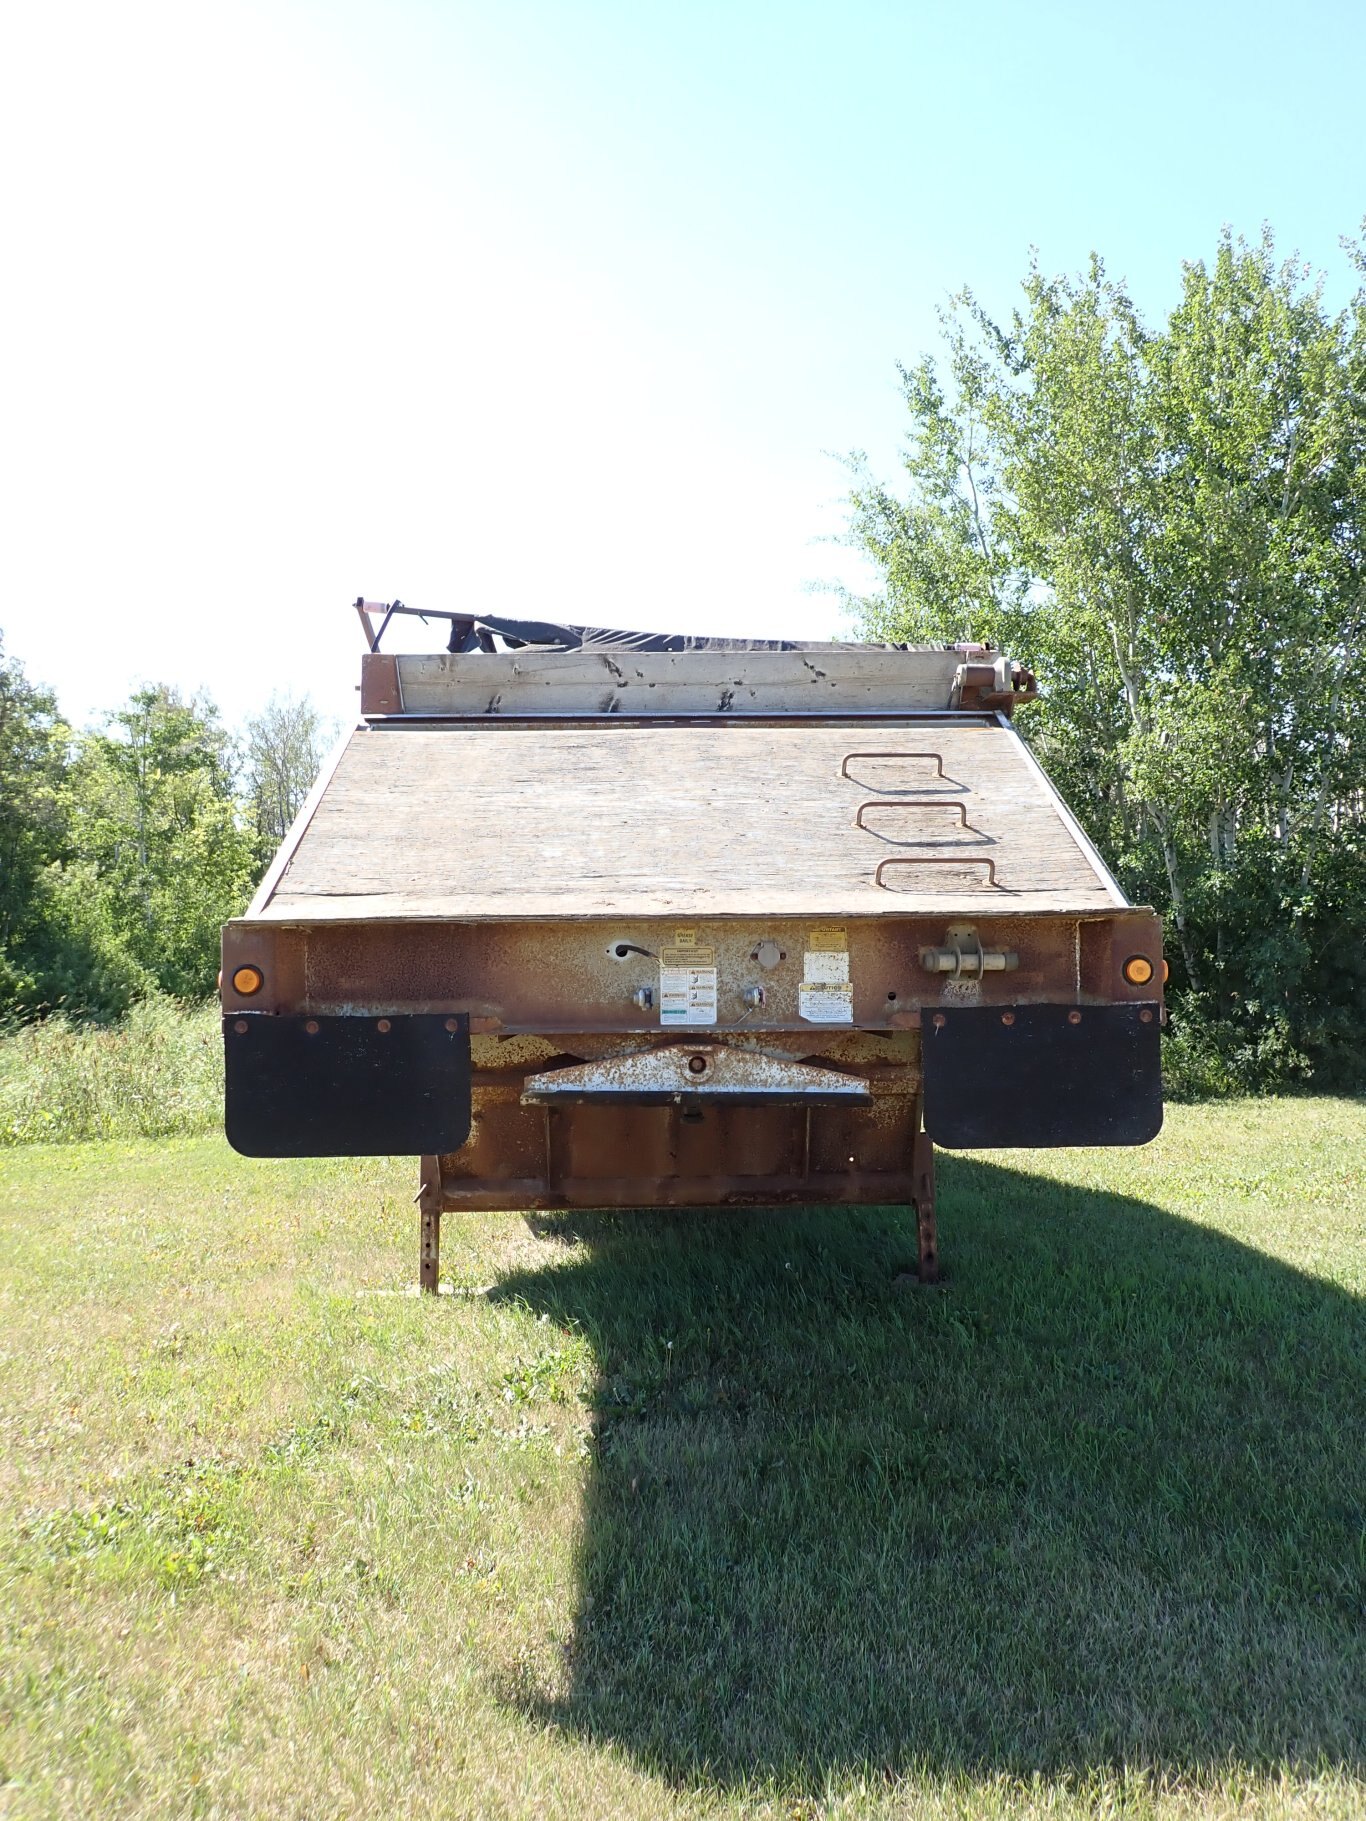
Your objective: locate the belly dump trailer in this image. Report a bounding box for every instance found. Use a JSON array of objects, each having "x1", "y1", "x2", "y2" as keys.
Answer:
[{"x1": 221, "y1": 605, "x2": 1164, "y2": 1288}]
